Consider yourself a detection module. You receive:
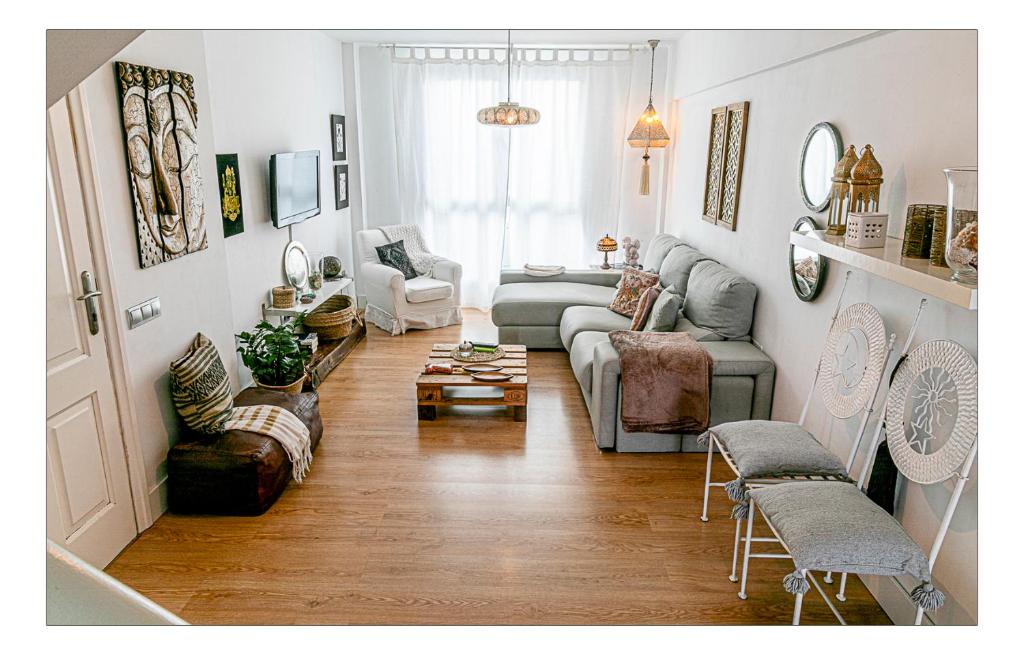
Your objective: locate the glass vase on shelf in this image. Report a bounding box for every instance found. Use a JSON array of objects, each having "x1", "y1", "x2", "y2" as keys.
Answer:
[{"x1": 943, "y1": 166, "x2": 977, "y2": 284}]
